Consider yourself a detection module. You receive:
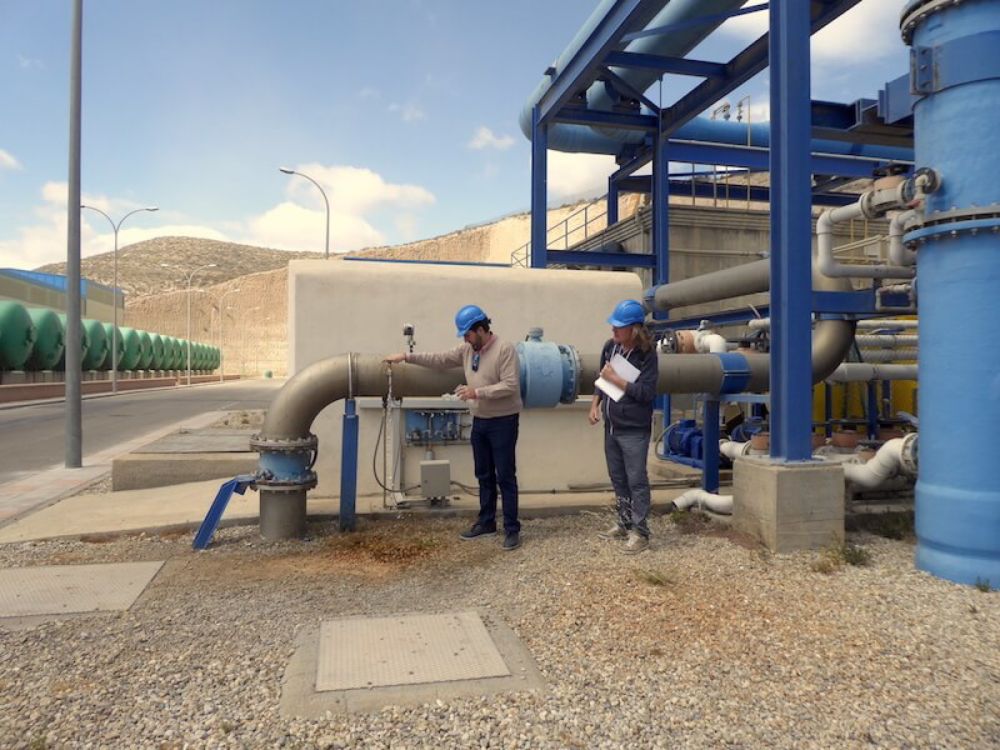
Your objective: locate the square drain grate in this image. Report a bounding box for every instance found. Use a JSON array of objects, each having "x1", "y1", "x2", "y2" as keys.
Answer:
[
  {"x1": 0, "y1": 561, "x2": 163, "y2": 618},
  {"x1": 316, "y1": 611, "x2": 510, "y2": 692}
]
